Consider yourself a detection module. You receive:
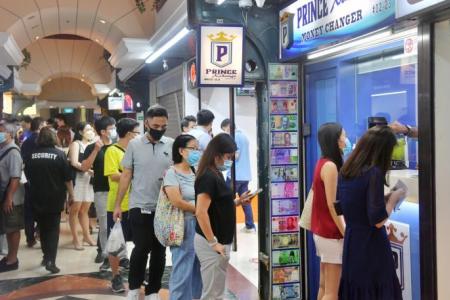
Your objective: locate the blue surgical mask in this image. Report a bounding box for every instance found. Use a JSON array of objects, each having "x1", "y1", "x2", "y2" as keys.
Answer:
[
  {"x1": 343, "y1": 137, "x2": 352, "y2": 159},
  {"x1": 187, "y1": 150, "x2": 201, "y2": 166},
  {"x1": 218, "y1": 159, "x2": 233, "y2": 172},
  {"x1": 0, "y1": 132, "x2": 7, "y2": 144}
]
